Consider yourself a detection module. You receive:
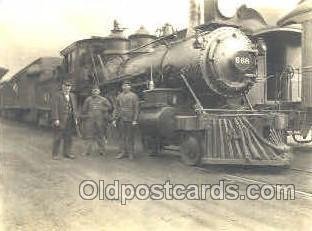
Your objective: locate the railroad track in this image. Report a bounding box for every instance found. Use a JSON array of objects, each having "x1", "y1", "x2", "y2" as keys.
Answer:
[
  {"x1": 222, "y1": 174, "x2": 312, "y2": 200},
  {"x1": 195, "y1": 167, "x2": 312, "y2": 200},
  {"x1": 289, "y1": 168, "x2": 312, "y2": 175}
]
